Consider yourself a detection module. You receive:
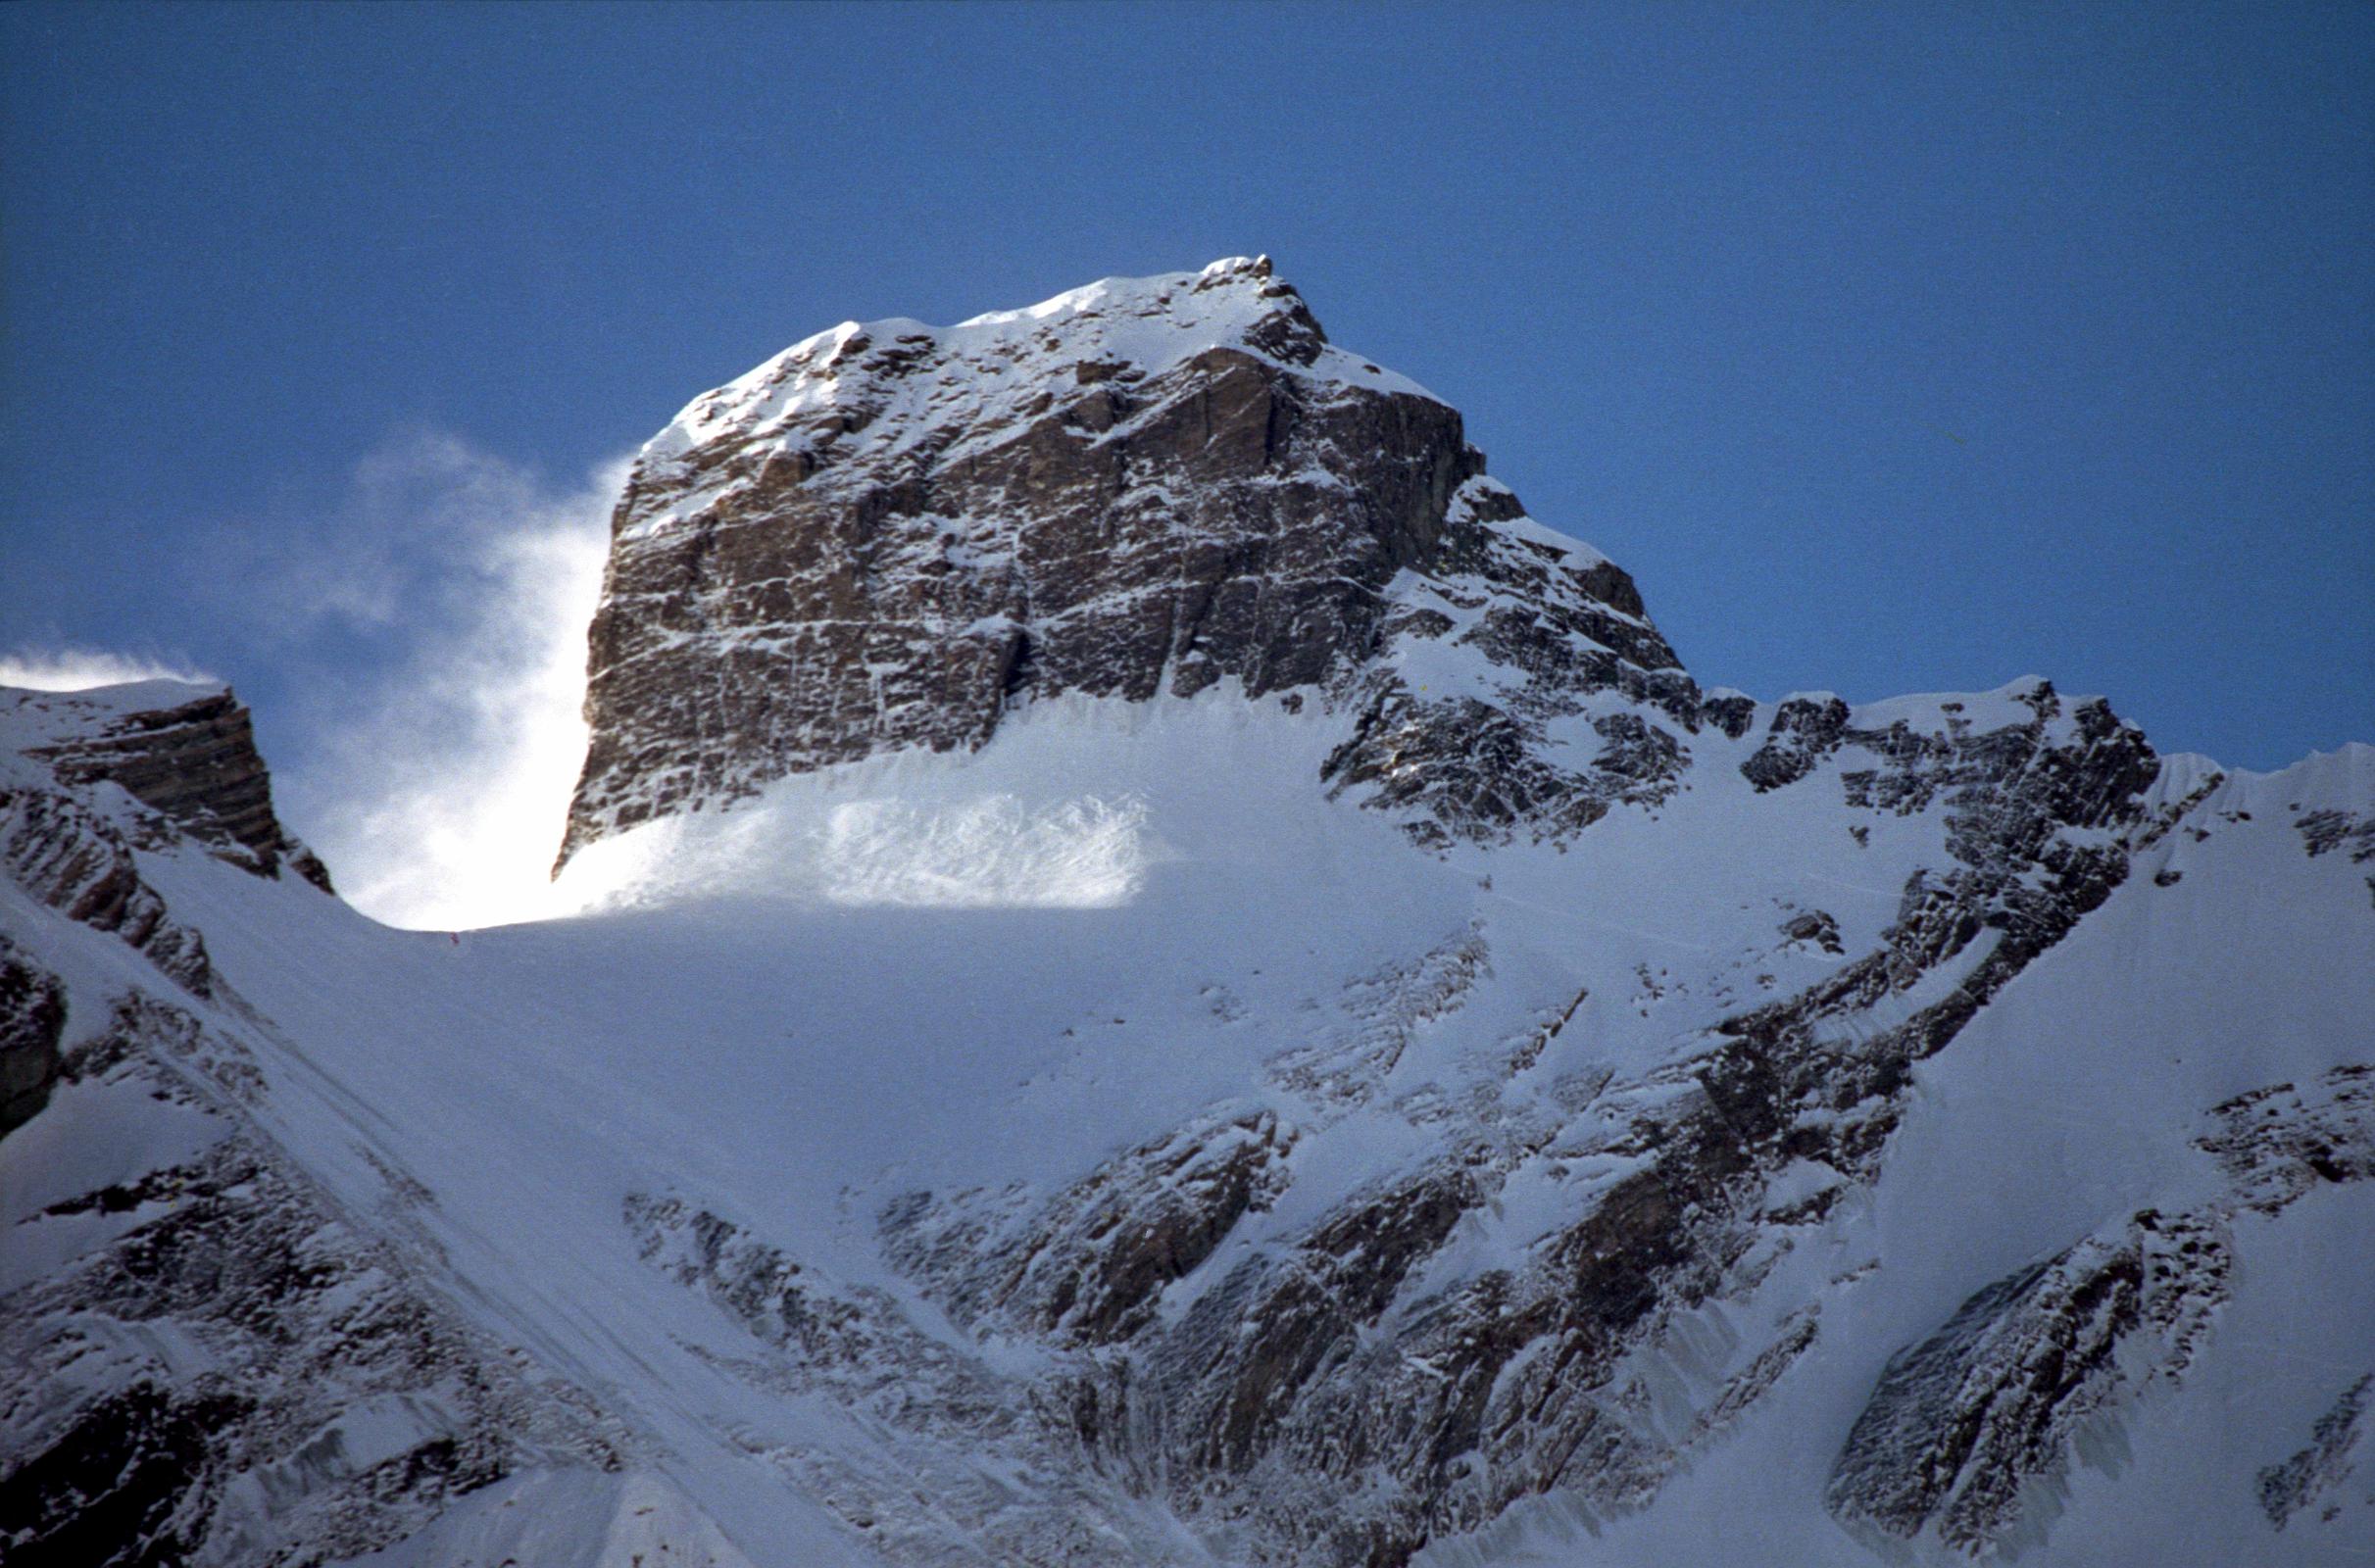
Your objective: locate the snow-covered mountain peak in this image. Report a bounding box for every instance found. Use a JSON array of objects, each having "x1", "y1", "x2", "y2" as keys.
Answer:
[
  {"x1": 1, "y1": 676, "x2": 231, "y2": 750},
  {"x1": 7, "y1": 265, "x2": 2367, "y2": 1568},
  {"x1": 562, "y1": 261, "x2": 1691, "y2": 870},
  {"x1": 635, "y1": 256, "x2": 1426, "y2": 500},
  {"x1": 2, "y1": 678, "x2": 331, "y2": 892}
]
